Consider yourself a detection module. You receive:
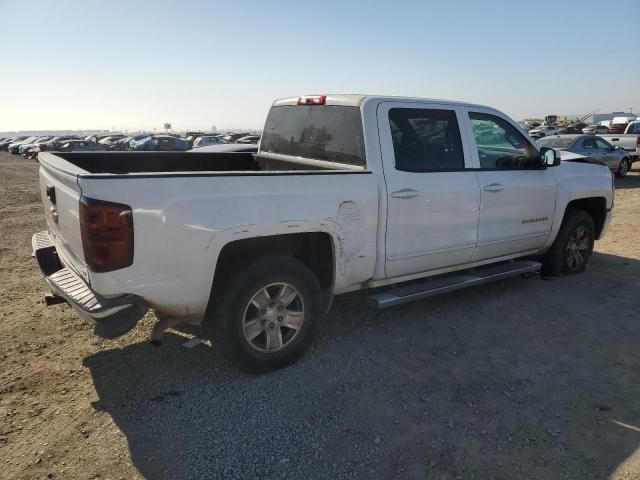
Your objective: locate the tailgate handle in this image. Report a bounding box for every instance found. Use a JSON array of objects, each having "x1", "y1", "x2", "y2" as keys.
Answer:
[{"x1": 46, "y1": 186, "x2": 56, "y2": 205}]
